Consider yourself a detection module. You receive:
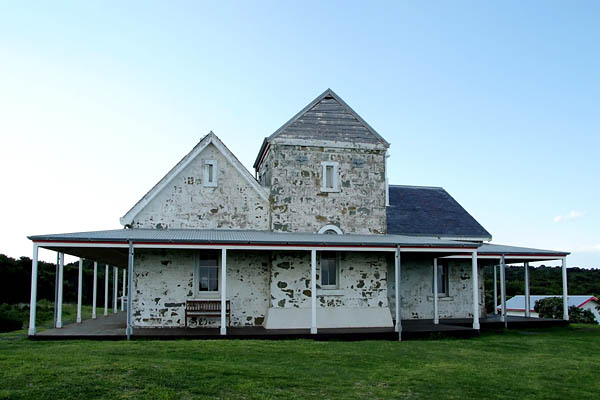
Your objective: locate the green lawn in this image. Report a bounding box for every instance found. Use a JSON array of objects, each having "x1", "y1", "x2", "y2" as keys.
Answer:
[{"x1": 0, "y1": 325, "x2": 599, "y2": 399}]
